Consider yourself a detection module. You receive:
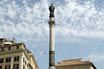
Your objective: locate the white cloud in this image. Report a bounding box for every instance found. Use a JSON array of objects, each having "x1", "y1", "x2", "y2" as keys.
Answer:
[
  {"x1": 55, "y1": 0, "x2": 104, "y2": 39},
  {"x1": 0, "y1": 0, "x2": 104, "y2": 42},
  {"x1": 0, "y1": 1, "x2": 104, "y2": 69}
]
